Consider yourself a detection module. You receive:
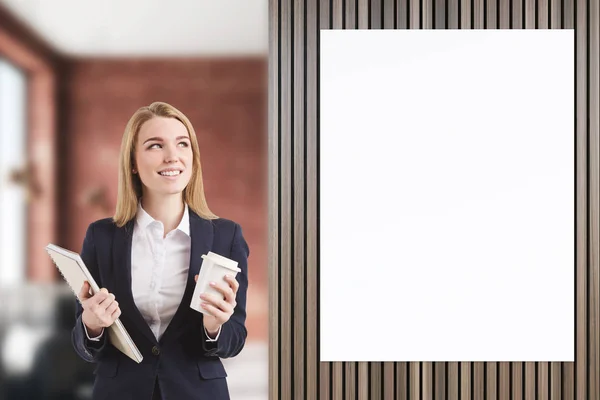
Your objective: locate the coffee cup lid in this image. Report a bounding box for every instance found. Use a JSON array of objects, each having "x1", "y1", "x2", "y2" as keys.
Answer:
[{"x1": 201, "y1": 252, "x2": 241, "y2": 272}]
